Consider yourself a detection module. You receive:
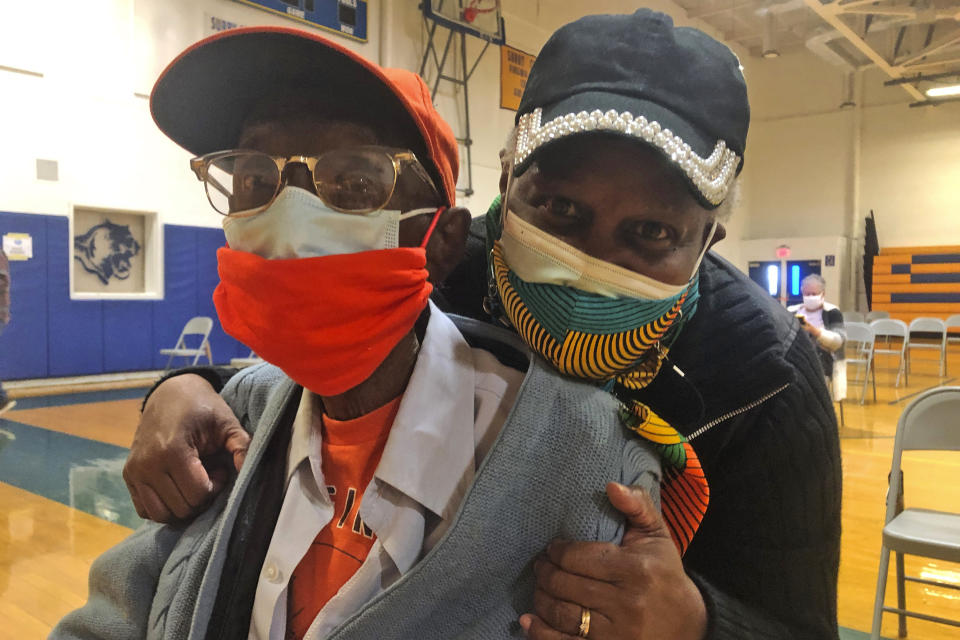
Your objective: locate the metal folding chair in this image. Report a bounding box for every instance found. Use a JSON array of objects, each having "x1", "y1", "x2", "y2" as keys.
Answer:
[
  {"x1": 844, "y1": 322, "x2": 876, "y2": 405},
  {"x1": 159, "y1": 316, "x2": 214, "y2": 369},
  {"x1": 947, "y1": 314, "x2": 960, "y2": 376},
  {"x1": 843, "y1": 310, "x2": 865, "y2": 324},
  {"x1": 870, "y1": 386, "x2": 960, "y2": 639},
  {"x1": 871, "y1": 319, "x2": 909, "y2": 387},
  {"x1": 906, "y1": 317, "x2": 947, "y2": 378},
  {"x1": 866, "y1": 310, "x2": 890, "y2": 323}
]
